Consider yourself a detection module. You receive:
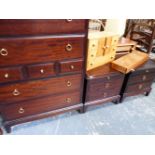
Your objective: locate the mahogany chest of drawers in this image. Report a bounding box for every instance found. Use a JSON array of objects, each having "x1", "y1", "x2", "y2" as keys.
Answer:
[
  {"x1": 0, "y1": 19, "x2": 88, "y2": 133},
  {"x1": 84, "y1": 64, "x2": 125, "y2": 111},
  {"x1": 120, "y1": 60, "x2": 155, "y2": 102}
]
